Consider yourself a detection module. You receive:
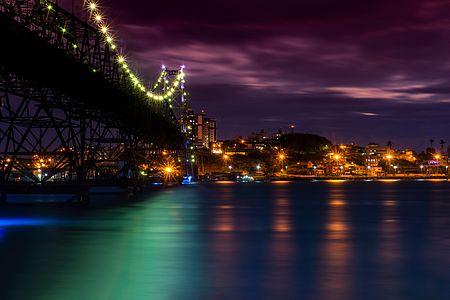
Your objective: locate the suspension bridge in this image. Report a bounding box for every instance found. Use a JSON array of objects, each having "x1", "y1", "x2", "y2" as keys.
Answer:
[{"x1": 0, "y1": 0, "x2": 192, "y2": 202}]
